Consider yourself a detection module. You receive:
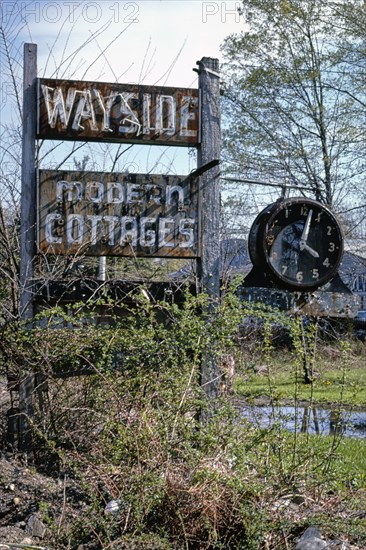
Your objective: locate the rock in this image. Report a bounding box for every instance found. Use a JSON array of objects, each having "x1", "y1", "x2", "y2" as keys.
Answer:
[
  {"x1": 295, "y1": 527, "x2": 327, "y2": 550},
  {"x1": 26, "y1": 513, "x2": 47, "y2": 538},
  {"x1": 104, "y1": 499, "x2": 122, "y2": 515}
]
